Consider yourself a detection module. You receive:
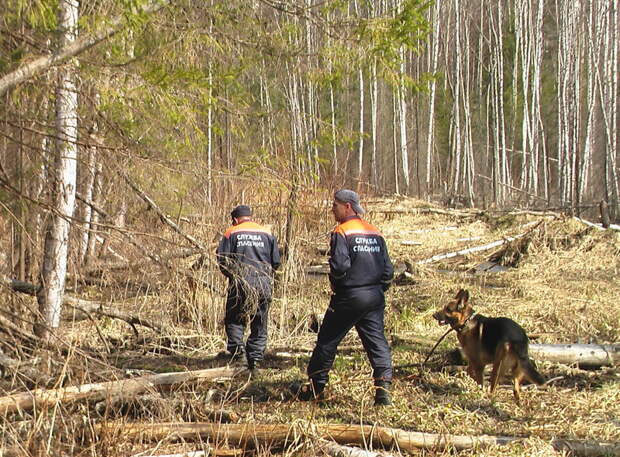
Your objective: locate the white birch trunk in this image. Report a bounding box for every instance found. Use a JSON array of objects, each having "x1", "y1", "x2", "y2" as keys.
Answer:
[
  {"x1": 85, "y1": 160, "x2": 102, "y2": 264},
  {"x1": 398, "y1": 48, "x2": 409, "y2": 193},
  {"x1": 358, "y1": 66, "x2": 365, "y2": 182},
  {"x1": 485, "y1": 0, "x2": 510, "y2": 205},
  {"x1": 531, "y1": 0, "x2": 545, "y2": 197},
  {"x1": 392, "y1": 92, "x2": 399, "y2": 194},
  {"x1": 462, "y1": 9, "x2": 474, "y2": 206},
  {"x1": 556, "y1": 0, "x2": 582, "y2": 209},
  {"x1": 580, "y1": 1, "x2": 602, "y2": 201},
  {"x1": 598, "y1": 0, "x2": 619, "y2": 219},
  {"x1": 79, "y1": 131, "x2": 97, "y2": 264},
  {"x1": 451, "y1": 0, "x2": 462, "y2": 196},
  {"x1": 207, "y1": 62, "x2": 213, "y2": 205},
  {"x1": 330, "y1": 81, "x2": 338, "y2": 170},
  {"x1": 37, "y1": 0, "x2": 79, "y2": 336},
  {"x1": 370, "y1": 58, "x2": 378, "y2": 188},
  {"x1": 425, "y1": 0, "x2": 441, "y2": 195}
]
